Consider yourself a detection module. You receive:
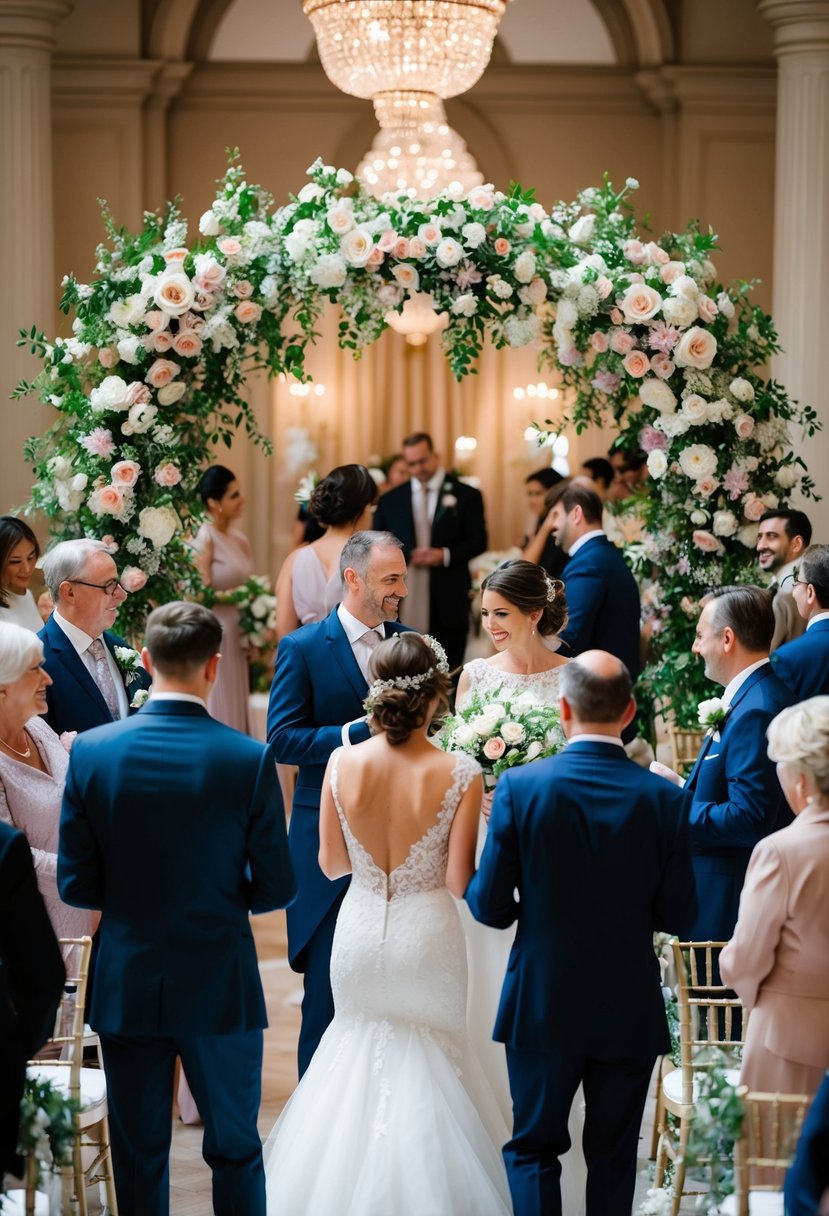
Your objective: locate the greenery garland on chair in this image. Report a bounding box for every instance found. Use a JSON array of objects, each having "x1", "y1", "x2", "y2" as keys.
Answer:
[{"x1": 14, "y1": 154, "x2": 818, "y2": 721}]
